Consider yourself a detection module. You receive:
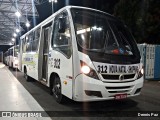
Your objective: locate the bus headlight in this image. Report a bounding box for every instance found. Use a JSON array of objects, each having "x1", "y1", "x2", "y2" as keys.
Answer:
[
  {"x1": 81, "y1": 65, "x2": 90, "y2": 74},
  {"x1": 137, "y1": 68, "x2": 144, "y2": 79},
  {"x1": 141, "y1": 68, "x2": 144, "y2": 75},
  {"x1": 80, "y1": 61, "x2": 99, "y2": 80}
]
